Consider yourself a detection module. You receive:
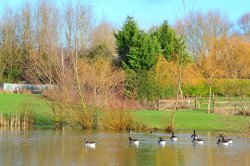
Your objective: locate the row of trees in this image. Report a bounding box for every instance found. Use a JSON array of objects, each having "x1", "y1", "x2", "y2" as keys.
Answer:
[
  {"x1": 115, "y1": 15, "x2": 250, "y2": 100},
  {"x1": 0, "y1": 1, "x2": 116, "y2": 83},
  {"x1": 0, "y1": 1, "x2": 250, "y2": 128},
  {"x1": 0, "y1": 1, "x2": 125, "y2": 129},
  {"x1": 114, "y1": 17, "x2": 191, "y2": 100}
]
